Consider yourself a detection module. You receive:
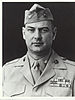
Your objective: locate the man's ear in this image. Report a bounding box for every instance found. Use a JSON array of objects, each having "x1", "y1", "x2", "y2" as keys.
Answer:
[
  {"x1": 52, "y1": 26, "x2": 57, "y2": 40},
  {"x1": 22, "y1": 27, "x2": 26, "y2": 40}
]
